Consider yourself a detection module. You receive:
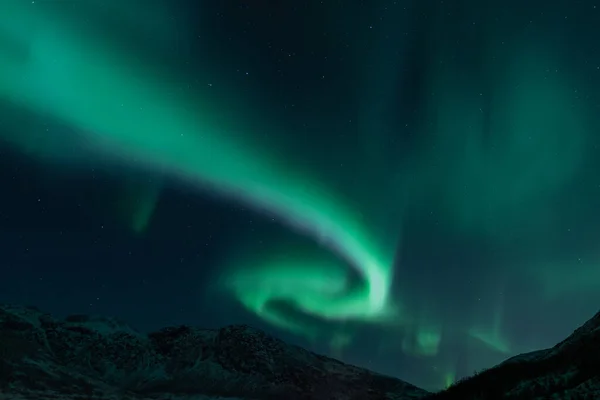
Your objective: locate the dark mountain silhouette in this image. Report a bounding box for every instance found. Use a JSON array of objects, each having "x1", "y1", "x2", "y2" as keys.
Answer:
[
  {"x1": 425, "y1": 309, "x2": 600, "y2": 399},
  {"x1": 0, "y1": 304, "x2": 427, "y2": 400},
  {"x1": 2, "y1": 304, "x2": 599, "y2": 399}
]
